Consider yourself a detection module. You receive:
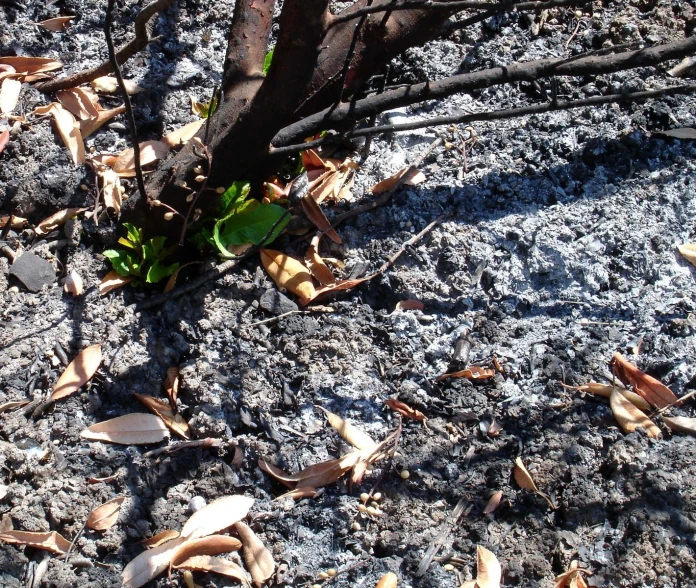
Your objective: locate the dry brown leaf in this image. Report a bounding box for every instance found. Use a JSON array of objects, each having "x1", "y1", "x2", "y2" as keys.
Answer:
[
  {"x1": 483, "y1": 490, "x2": 503, "y2": 514},
  {"x1": 677, "y1": 243, "x2": 696, "y2": 268},
  {"x1": 134, "y1": 393, "x2": 190, "y2": 439},
  {"x1": 375, "y1": 572, "x2": 398, "y2": 588},
  {"x1": 395, "y1": 299, "x2": 424, "y2": 311},
  {"x1": 0, "y1": 129, "x2": 9, "y2": 154},
  {"x1": 370, "y1": 167, "x2": 425, "y2": 194},
  {"x1": 0, "y1": 78, "x2": 21, "y2": 115},
  {"x1": 513, "y1": 457, "x2": 556, "y2": 510},
  {"x1": 0, "y1": 400, "x2": 30, "y2": 413},
  {"x1": 122, "y1": 536, "x2": 187, "y2": 588},
  {"x1": 0, "y1": 530, "x2": 72, "y2": 554},
  {"x1": 98, "y1": 167, "x2": 124, "y2": 213},
  {"x1": 170, "y1": 535, "x2": 242, "y2": 568},
  {"x1": 80, "y1": 105, "x2": 126, "y2": 139},
  {"x1": 56, "y1": 88, "x2": 100, "y2": 121},
  {"x1": 51, "y1": 343, "x2": 101, "y2": 401},
  {"x1": 0, "y1": 56, "x2": 63, "y2": 74},
  {"x1": 657, "y1": 128, "x2": 696, "y2": 139},
  {"x1": 476, "y1": 545, "x2": 502, "y2": 588},
  {"x1": 163, "y1": 261, "x2": 202, "y2": 294},
  {"x1": 87, "y1": 496, "x2": 126, "y2": 531},
  {"x1": 561, "y1": 382, "x2": 651, "y2": 411},
  {"x1": 0, "y1": 214, "x2": 27, "y2": 229},
  {"x1": 317, "y1": 406, "x2": 377, "y2": 450},
  {"x1": 35, "y1": 102, "x2": 85, "y2": 165},
  {"x1": 611, "y1": 352, "x2": 679, "y2": 409},
  {"x1": 300, "y1": 195, "x2": 341, "y2": 244},
  {"x1": 436, "y1": 366, "x2": 496, "y2": 382},
  {"x1": 300, "y1": 276, "x2": 370, "y2": 306},
  {"x1": 91, "y1": 75, "x2": 141, "y2": 95},
  {"x1": 305, "y1": 235, "x2": 336, "y2": 286},
  {"x1": 302, "y1": 149, "x2": 327, "y2": 170},
  {"x1": 80, "y1": 413, "x2": 169, "y2": 445},
  {"x1": 32, "y1": 16, "x2": 75, "y2": 32},
  {"x1": 163, "y1": 367, "x2": 180, "y2": 408},
  {"x1": 273, "y1": 486, "x2": 318, "y2": 501},
  {"x1": 139, "y1": 530, "x2": 180, "y2": 548},
  {"x1": 114, "y1": 140, "x2": 169, "y2": 174},
  {"x1": 63, "y1": 269, "x2": 84, "y2": 296},
  {"x1": 260, "y1": 249, "x2": 316, "y2": 301},
  {"x1": 180, "y1": 495, "x2": 255, "y2": 540},
  {"x1": 99, "y1": 271, "x2": 132, "y2": 295},
  {"x1": 662, "y1": 416, "x2": 696, "y2": 436},
  {"x1": 162, "y1": 119, "x2": 205, "y2": 149},
  {"x1": 554, "y1": 560, "x2": 591, "y2": 588},
  {"x1": 35, "y1": 206, "x2": 87, "y2": 235},
  {"x1": 235, "y1": 521, "x2": 275, "y2": 587},
  {"x1": 174, "y1": 555, "x2": 251, "y2": 586},
  {"x1": 258, "y1": 452, "x2": 361, "y2": 490},
  {"x1": 609, "y1": 389, "x2": 661, "y2": 439},
  {"x1": 383, "y1": 397, "x2": 425, "y2": 421}
]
